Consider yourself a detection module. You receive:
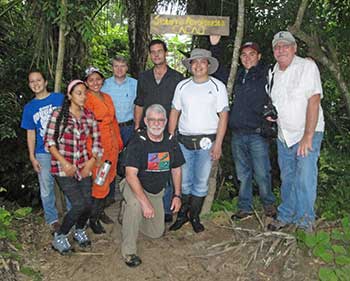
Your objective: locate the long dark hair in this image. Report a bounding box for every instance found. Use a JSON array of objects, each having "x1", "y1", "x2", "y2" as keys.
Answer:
[{"x1": 53, "y1": 81, "x2": 86, "y2": 145}]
